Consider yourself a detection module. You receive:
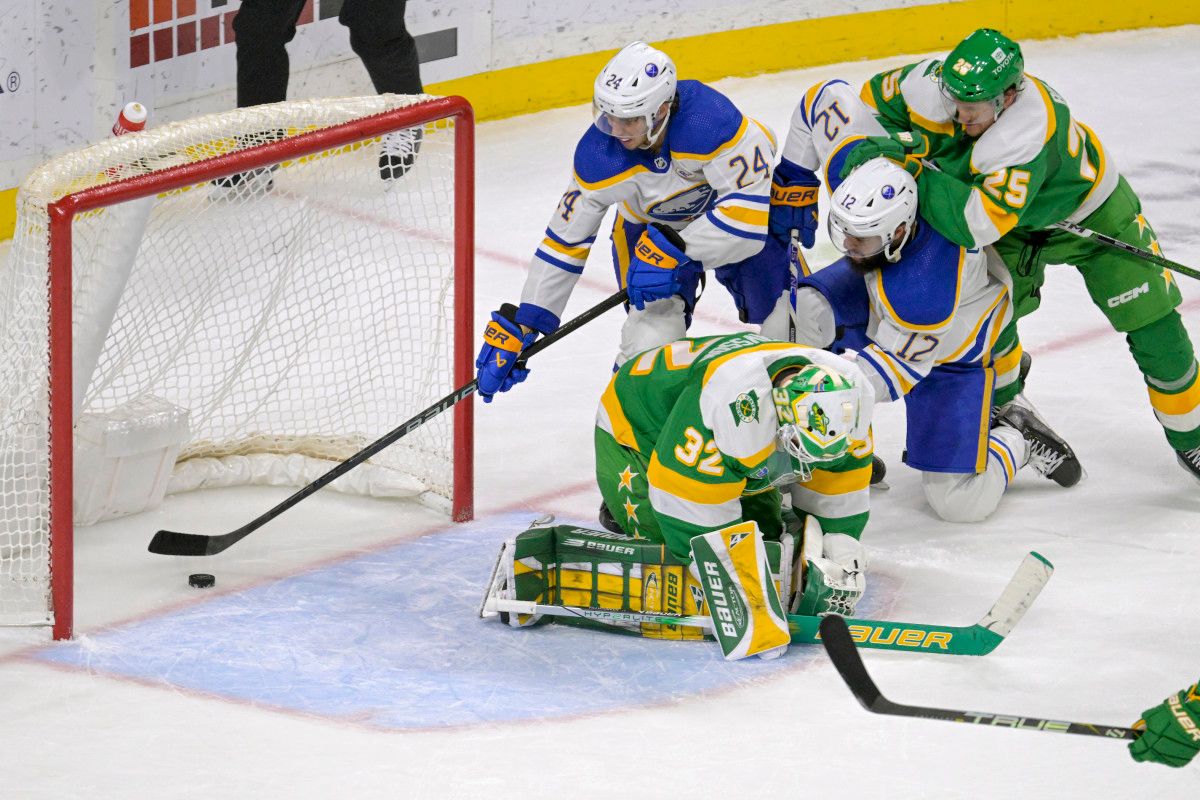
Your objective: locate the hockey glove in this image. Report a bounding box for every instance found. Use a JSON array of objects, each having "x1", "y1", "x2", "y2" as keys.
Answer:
[
  {"x1": 626, "y1": 223, "x2": 691, "y2": 311},
  {"x1": 839, "y1": 132, "x2": 929, "y2": 180},
  {"x1": 1129, "y1": 681, "x2": 1200, "y2": 768},
  {"x1": 475, "y1": 303, "x2": 537, "y2": 403},
  {"x1": 769, "y1": 161, "x2": 821, "y2": 248}
]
